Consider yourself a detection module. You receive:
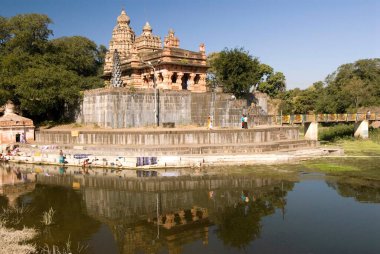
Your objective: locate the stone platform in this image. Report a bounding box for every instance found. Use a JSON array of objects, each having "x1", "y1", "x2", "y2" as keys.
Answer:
[
  {"x1": 36, "y1": 126, "x2": 301, "y2": 146},
  {"x1": 1, "y1": 126, "x2": 324, "y2": 168},
  {"x1": 33, "y1": 126, "x2": 319, "y2": 155}
]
